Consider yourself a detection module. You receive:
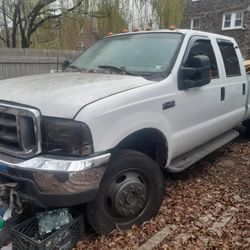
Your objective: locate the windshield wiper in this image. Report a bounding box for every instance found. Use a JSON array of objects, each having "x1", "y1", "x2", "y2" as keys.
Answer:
[
  {"x1": 97, "y1": 65, "x2": 136, "y2": 76},
  {"x1": 67, "y1": 65, "x2": 86, "y2": 72}
]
